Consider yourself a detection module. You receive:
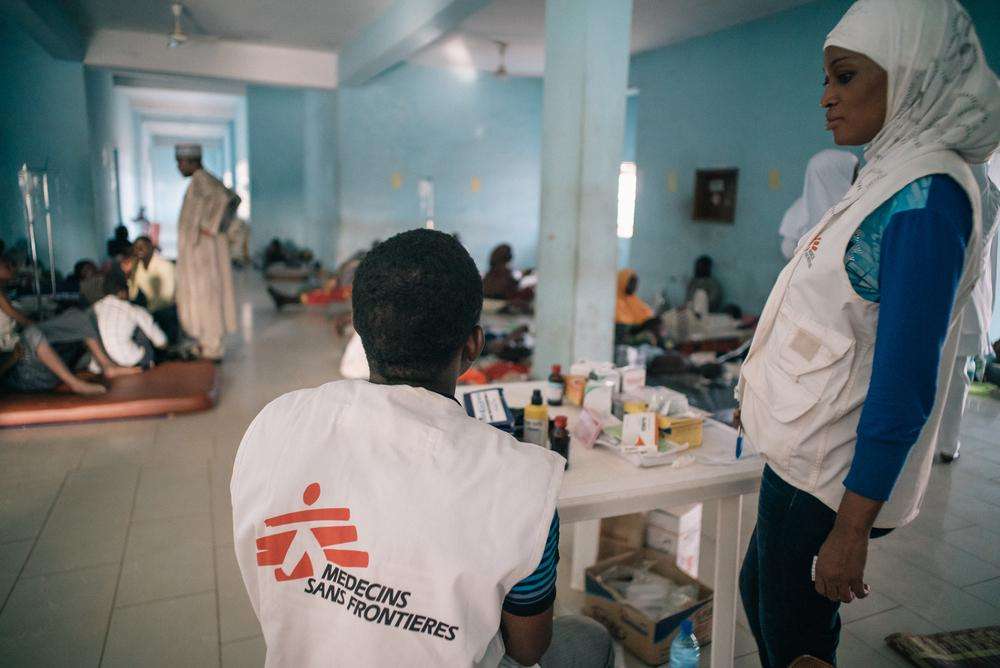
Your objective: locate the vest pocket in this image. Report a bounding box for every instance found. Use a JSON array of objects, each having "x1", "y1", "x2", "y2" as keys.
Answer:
[{"x1": 756, "y1": 306, "x2": 855, "y2": 423}]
